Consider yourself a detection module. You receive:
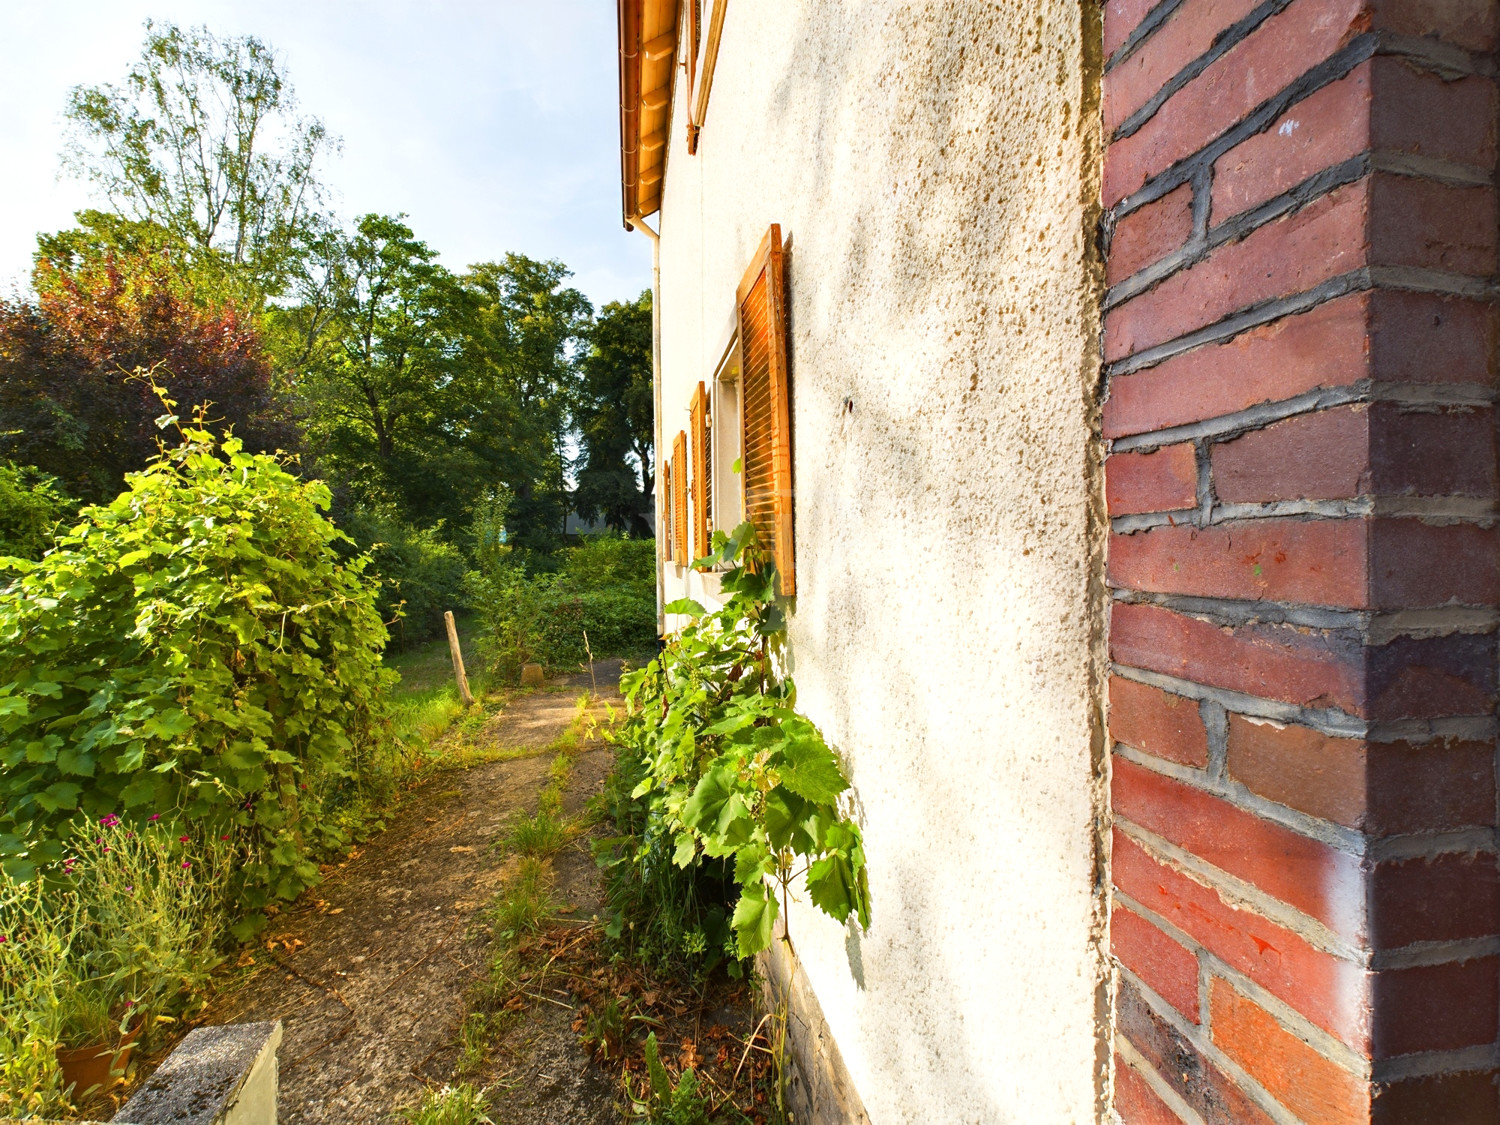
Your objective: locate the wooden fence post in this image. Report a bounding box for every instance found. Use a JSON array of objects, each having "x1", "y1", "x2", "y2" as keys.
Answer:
[{"x1": 444, "y1": 611, "x2": 474, "y2": 707}]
